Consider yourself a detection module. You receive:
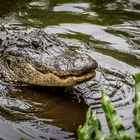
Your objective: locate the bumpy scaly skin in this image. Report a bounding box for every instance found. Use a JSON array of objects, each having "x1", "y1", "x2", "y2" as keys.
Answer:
[{"x1": 0, "y1": 27, "x2": 98, "y2": 86}]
